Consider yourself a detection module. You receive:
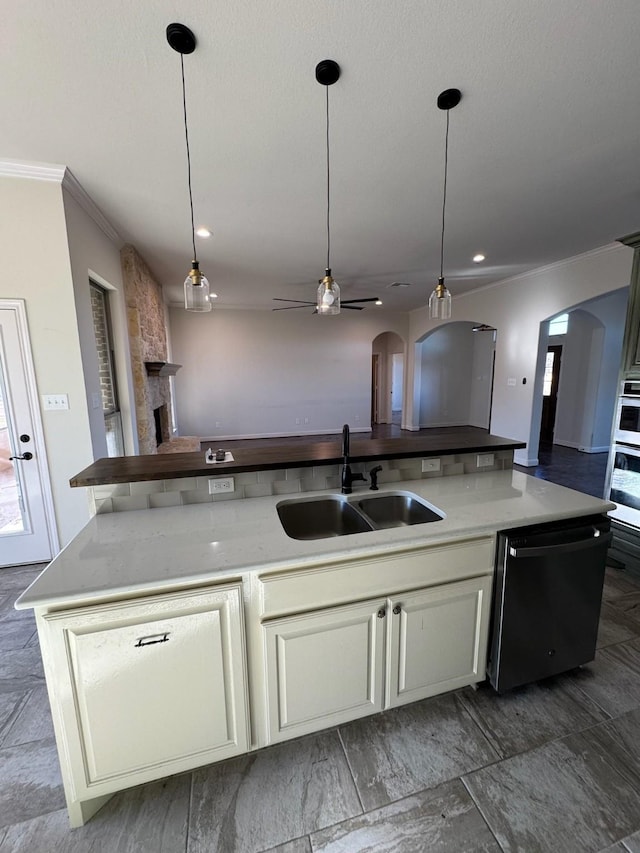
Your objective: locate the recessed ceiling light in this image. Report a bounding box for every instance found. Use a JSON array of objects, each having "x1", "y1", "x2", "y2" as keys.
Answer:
[
  {"x1": 472, "y1": 253, "x2": 485, "y2": 263},
  {"x1": 196, "y1": 227, "x2": 212, "y2": 238},
  {"x1": 375, "y1": 299, "x2": 383, "y2": 306},
  {"x1": 209, "y1": 292, "x2": 218, "y2": 299}
]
